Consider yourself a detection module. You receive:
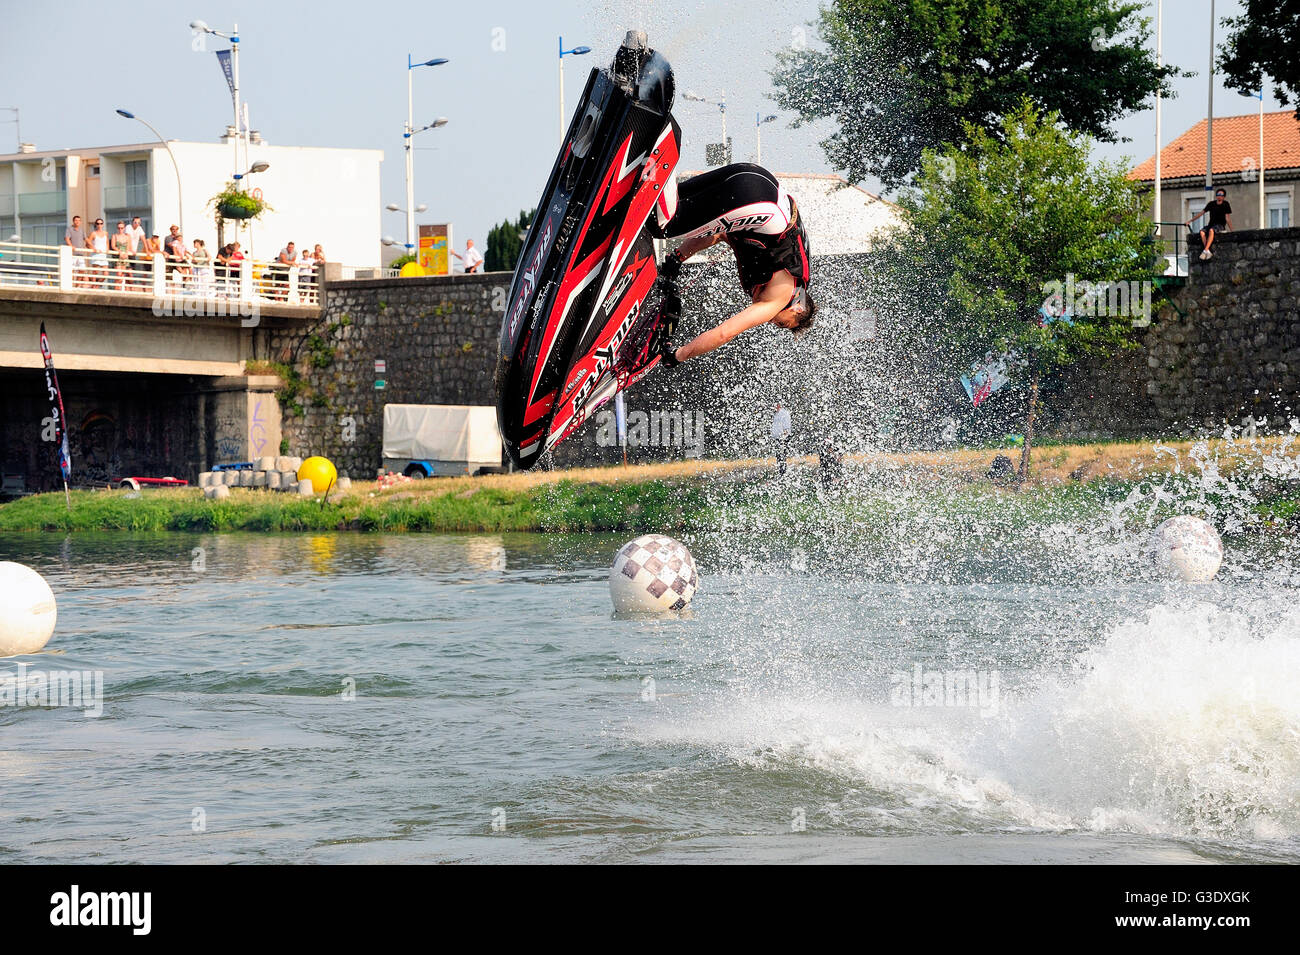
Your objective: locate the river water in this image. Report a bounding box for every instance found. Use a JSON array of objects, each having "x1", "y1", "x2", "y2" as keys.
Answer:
[{"x1": 1, "y1": 527, "x2": 1297, "y2": 864}]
